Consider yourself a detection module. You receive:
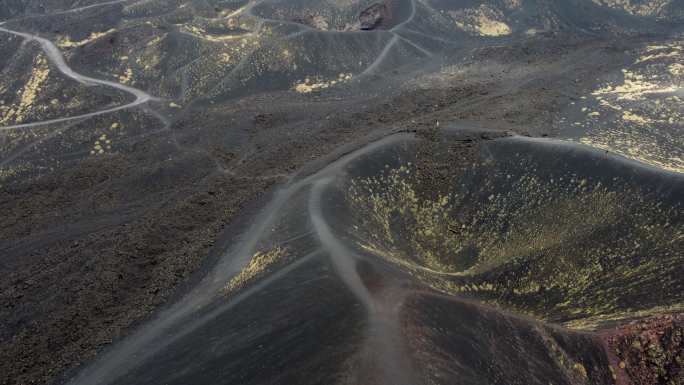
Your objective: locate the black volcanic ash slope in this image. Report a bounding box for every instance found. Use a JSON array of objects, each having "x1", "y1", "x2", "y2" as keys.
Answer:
[{"x1": 0, "y1": 1, "x2": 683, "y2": 385}]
